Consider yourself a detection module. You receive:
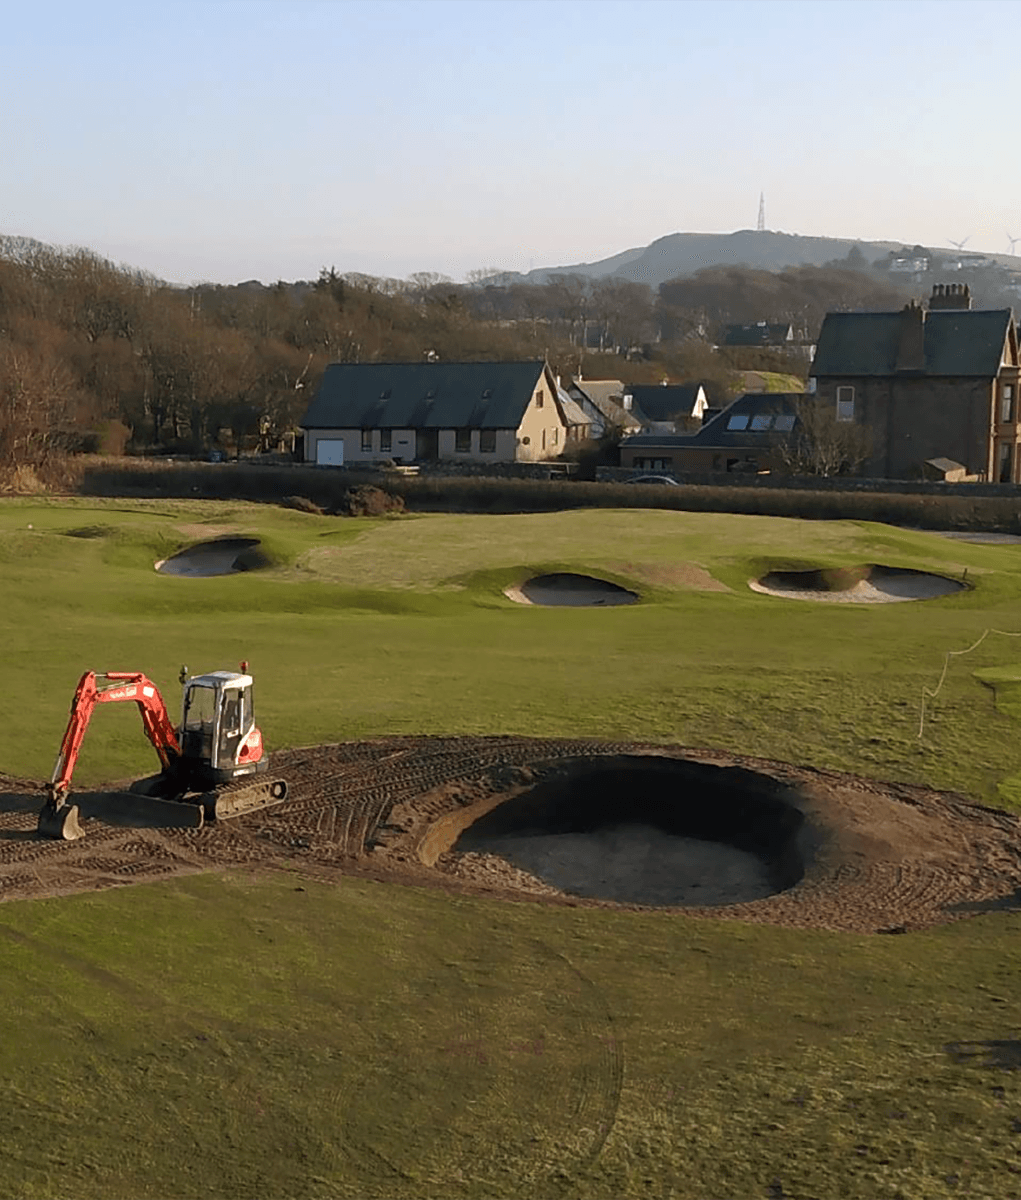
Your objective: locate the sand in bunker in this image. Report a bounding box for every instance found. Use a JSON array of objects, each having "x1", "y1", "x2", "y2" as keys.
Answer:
[
  {"x1": 749, "y1": 566, "x2": 966, "y2": 604},
  {"x1": 155, "y1": 537, "x2": 259, "y2": 577},
  {"x1": 457, "y1": 823, "x2": 776, "y2": 907},
  {"x1": 505, "y1": 572, "x2": 639, "y2": 607}
]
